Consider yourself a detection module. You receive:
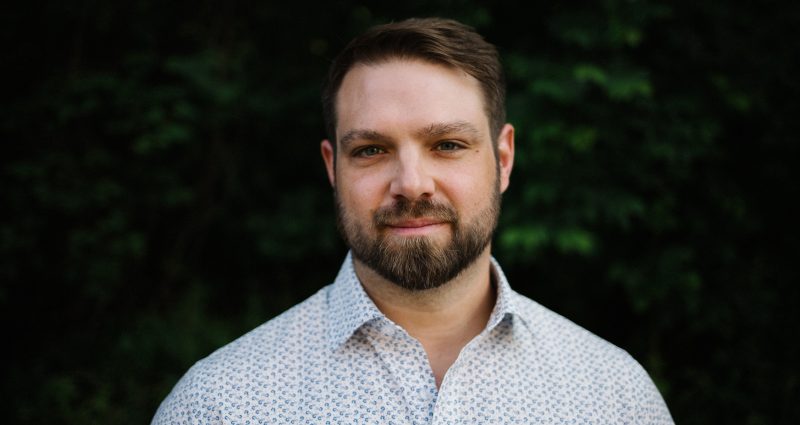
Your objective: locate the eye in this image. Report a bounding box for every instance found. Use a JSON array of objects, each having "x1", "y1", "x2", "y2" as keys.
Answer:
[
  {"x1": 436, "y1": 141, "x2": 463, "y2": 151},
  {"x1": 354, "y1": 146, "x2": 385, "y2": 157}
]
